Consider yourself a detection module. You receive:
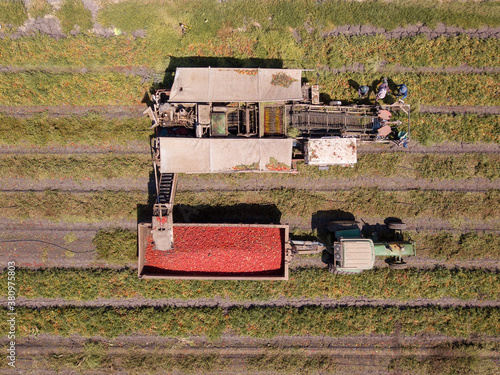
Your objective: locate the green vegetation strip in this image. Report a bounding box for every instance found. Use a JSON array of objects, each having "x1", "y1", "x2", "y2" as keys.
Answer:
[
  {"x1": 0, "y1": 72, "x2": 149, "y2": 106},
  {"x1": 0, "y1": 114, "x2": 150, "y2": 146},
  {"x1": 1, "y1": 305, "x2": 498, "y2": 339},
  {"x1": 1, "y1": 152, "x2": 498, "y2": 181},
  {"x1": 0, "y1": 113, "x2": 496, "y2": 146},
  {"x1": 0, "y1": 71, "x2": 499, "y2": 107},
  {"x1": 311, "y1": 72, "x2": 500, "y2": 107},
  {"x1": 0, "y1": 154, "x2": 150, "y2": 180},
  {"x1": 0, "y1": 189, "x2": 498, "y2": 222},
  {"x1": 1, "y1": 34, "x2": 498, "y2": 70},
  {"x1": 2, "y1": 267, "x2": 498, "y2": 301}
]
